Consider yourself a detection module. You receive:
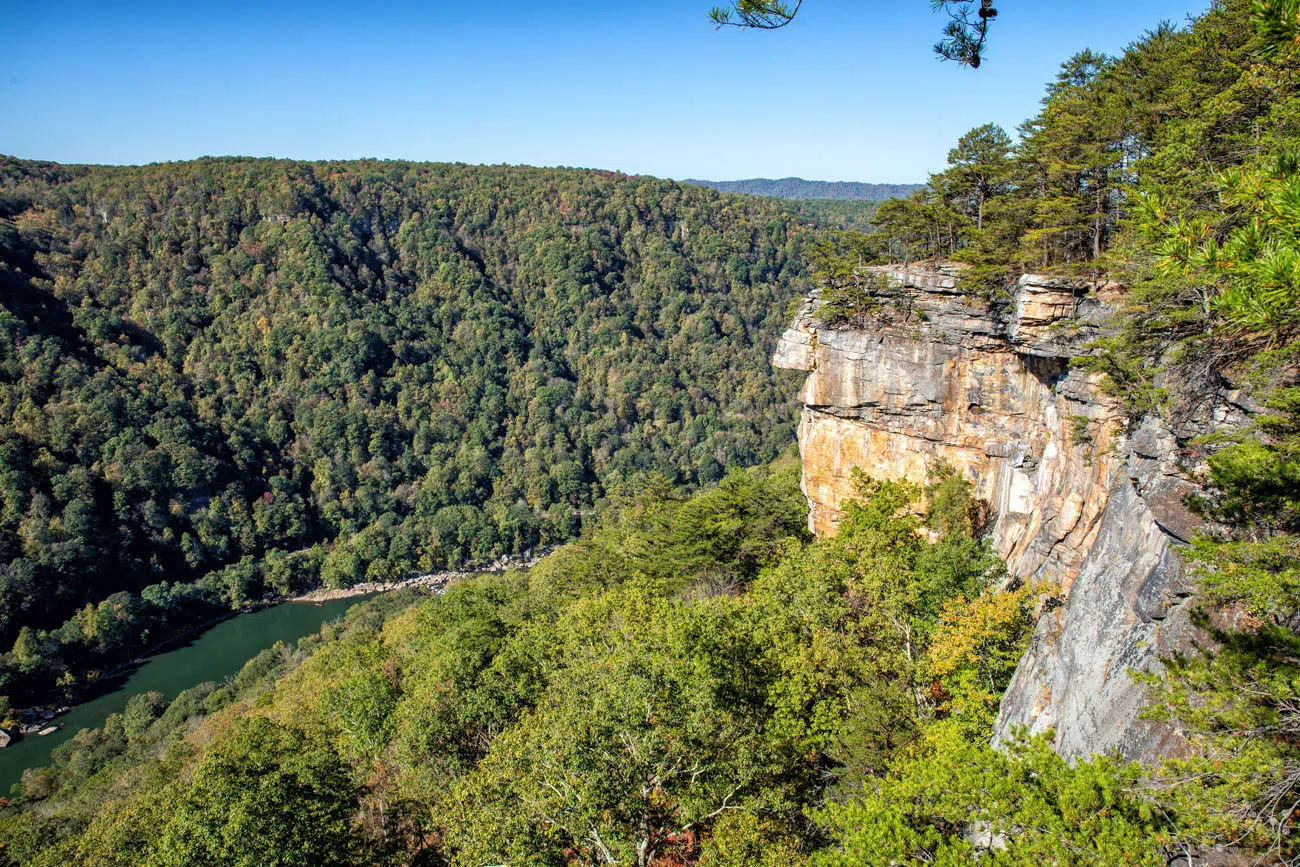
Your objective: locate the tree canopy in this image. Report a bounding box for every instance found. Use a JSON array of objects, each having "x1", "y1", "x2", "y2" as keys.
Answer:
[{"x1": 0, "y1": 159, "x2": 827, "y2": 706}]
